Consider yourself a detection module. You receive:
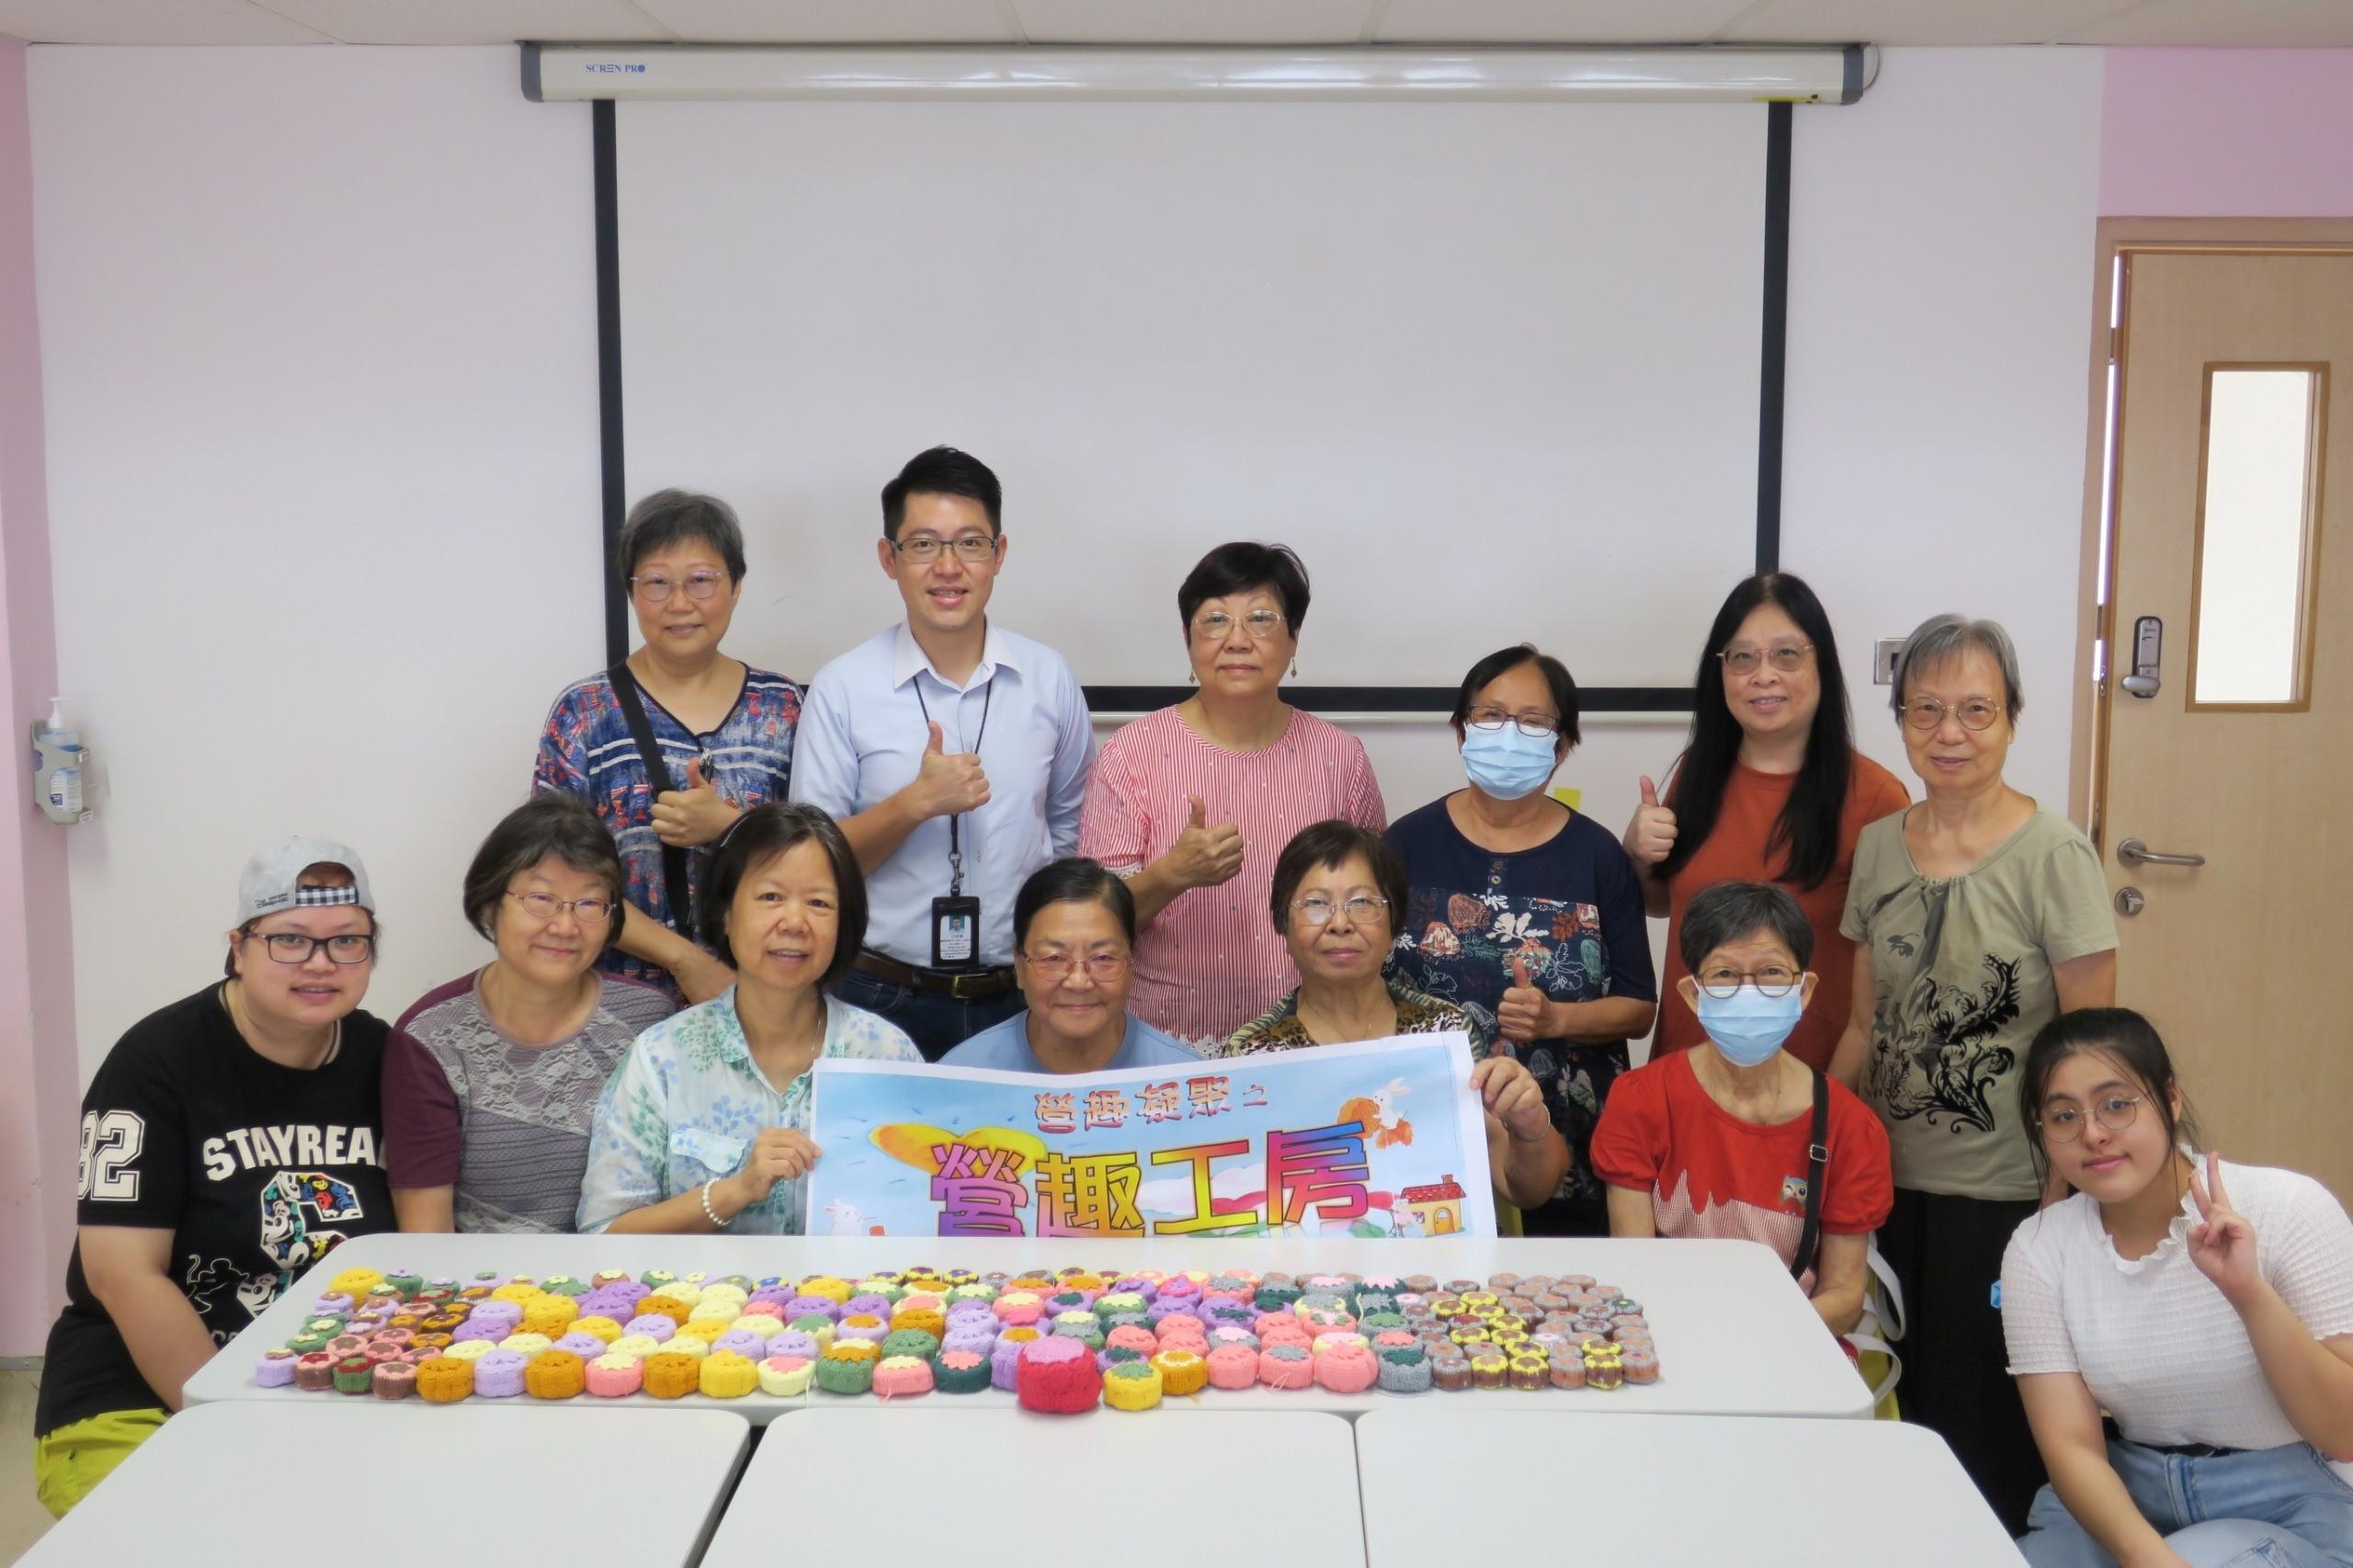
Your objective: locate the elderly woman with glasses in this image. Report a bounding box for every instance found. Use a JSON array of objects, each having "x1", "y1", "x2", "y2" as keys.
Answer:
[
  {"x1": 940, "y1": 858, "x2": 1199, "y2": 1074},
  {"x1": 1220, "y1": 821, "x2": 1570, "y2": 1216},
  {"x1": 1387, "y1": 644, "x2": 1657, "y2": 1236},
  {"x1": 1830, "y1": 612, "x2": 2118, "y2": 1536},
  {"x1": 535, "y1": 489, "x2": 804, "y2": 1006},
  {"x1": 1078, "y1": 542, "x2": 1386, "y2": 1051},
  {"x1": 382, "y1": 796, "x2": 676, "y2": 1233}
]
